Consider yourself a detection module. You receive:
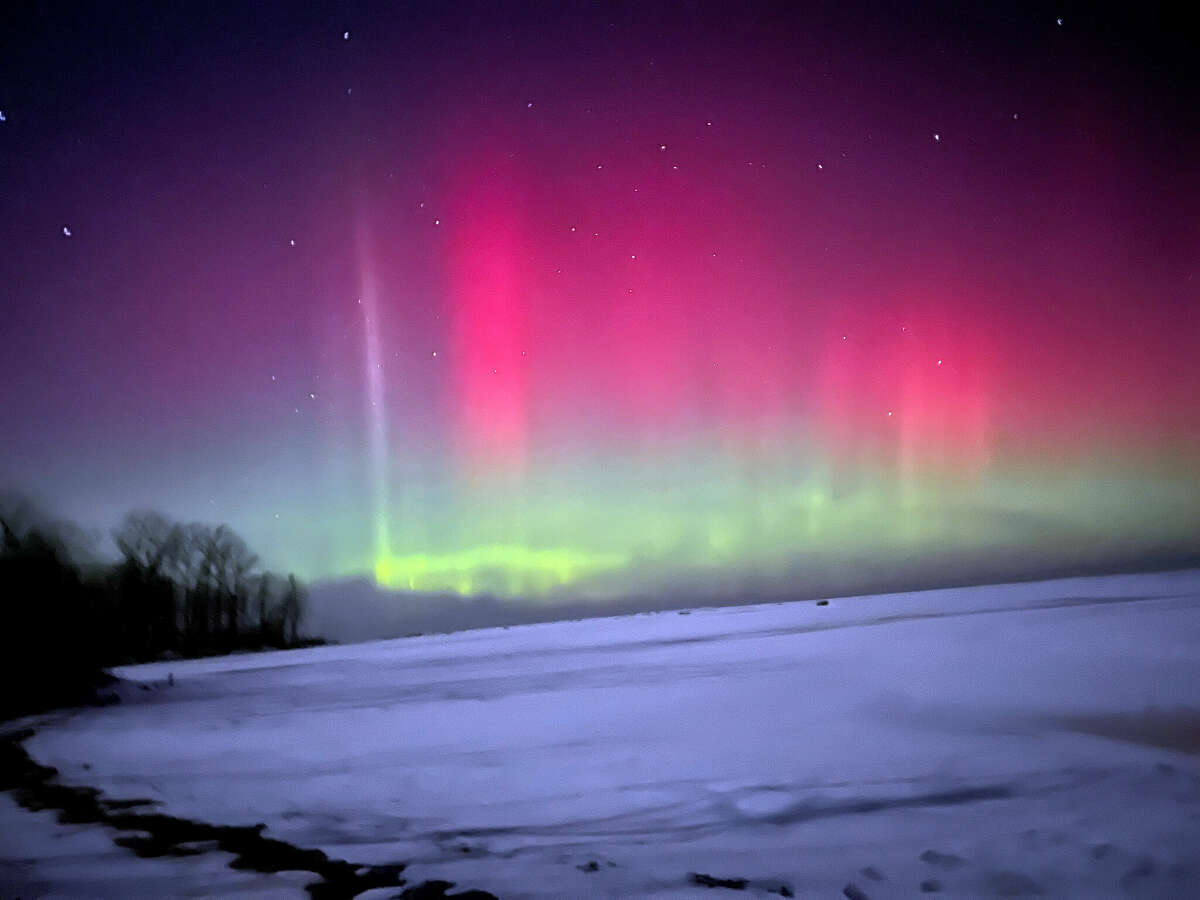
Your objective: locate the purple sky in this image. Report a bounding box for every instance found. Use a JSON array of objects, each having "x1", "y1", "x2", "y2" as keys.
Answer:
[{"x1": 1, "y1": 1, "x2": 1197, "y2": 595}]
